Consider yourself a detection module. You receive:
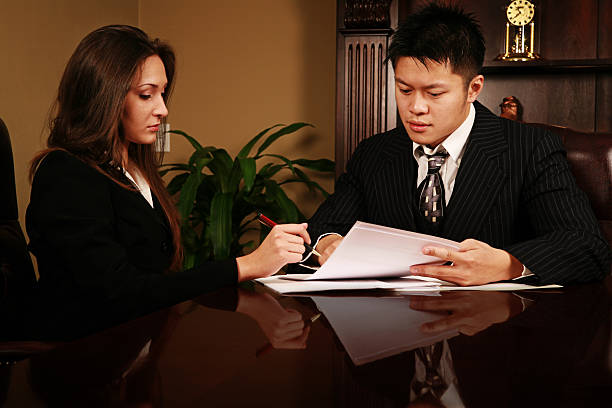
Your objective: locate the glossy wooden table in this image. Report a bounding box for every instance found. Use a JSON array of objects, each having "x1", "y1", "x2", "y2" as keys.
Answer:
[{"x1": 1, "y1": 276, "x2": 611, "y2": 407}]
